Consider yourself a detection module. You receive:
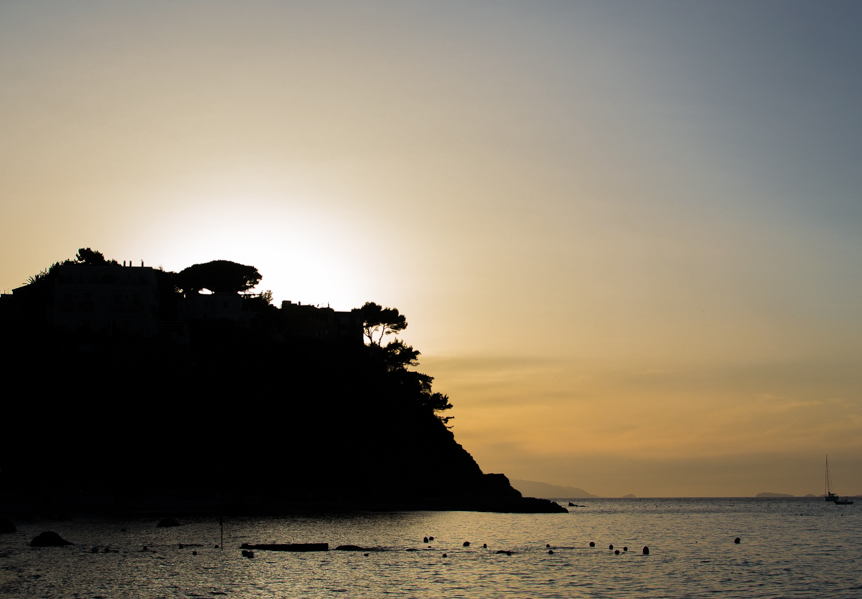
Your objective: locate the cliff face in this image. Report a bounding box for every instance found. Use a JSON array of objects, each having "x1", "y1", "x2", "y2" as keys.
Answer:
[{"x1": 1, "y1": 319, "x2": 555, "y2": 511}]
